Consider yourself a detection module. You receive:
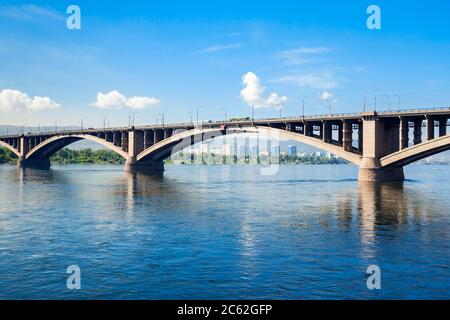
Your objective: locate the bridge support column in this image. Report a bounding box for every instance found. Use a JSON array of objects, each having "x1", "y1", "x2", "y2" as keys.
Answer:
[
  {"x1": 358, "y1": 165, "x2": 404, "y2": 182},
  {"x1": 426, "y1": 117, "x2": 435, "y2": 141},
  {"x1": 399, "y1": 117, "x2": 409, "y2": 149},
  {"x1": 413, "y1": 119, "x2": 422, "y2": 145},
  {"x1": 322, "y1": 121, "x2": 332, "y2": 143},
  {"x1": 124, "y1": 158, "x2": 164, "y2": 173},
  {"x1": 17, "y1": 158, "x2": 51, "y2": 169},
  {"x1": 342, "y1": 120, "x2": 352, "y2": 151},
  {"x1": 359, "y1": 113, "x2": 404, "y2": 182},
  {"x1": 439, "y1": 118, "x2": 447, "y2": 137}
]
